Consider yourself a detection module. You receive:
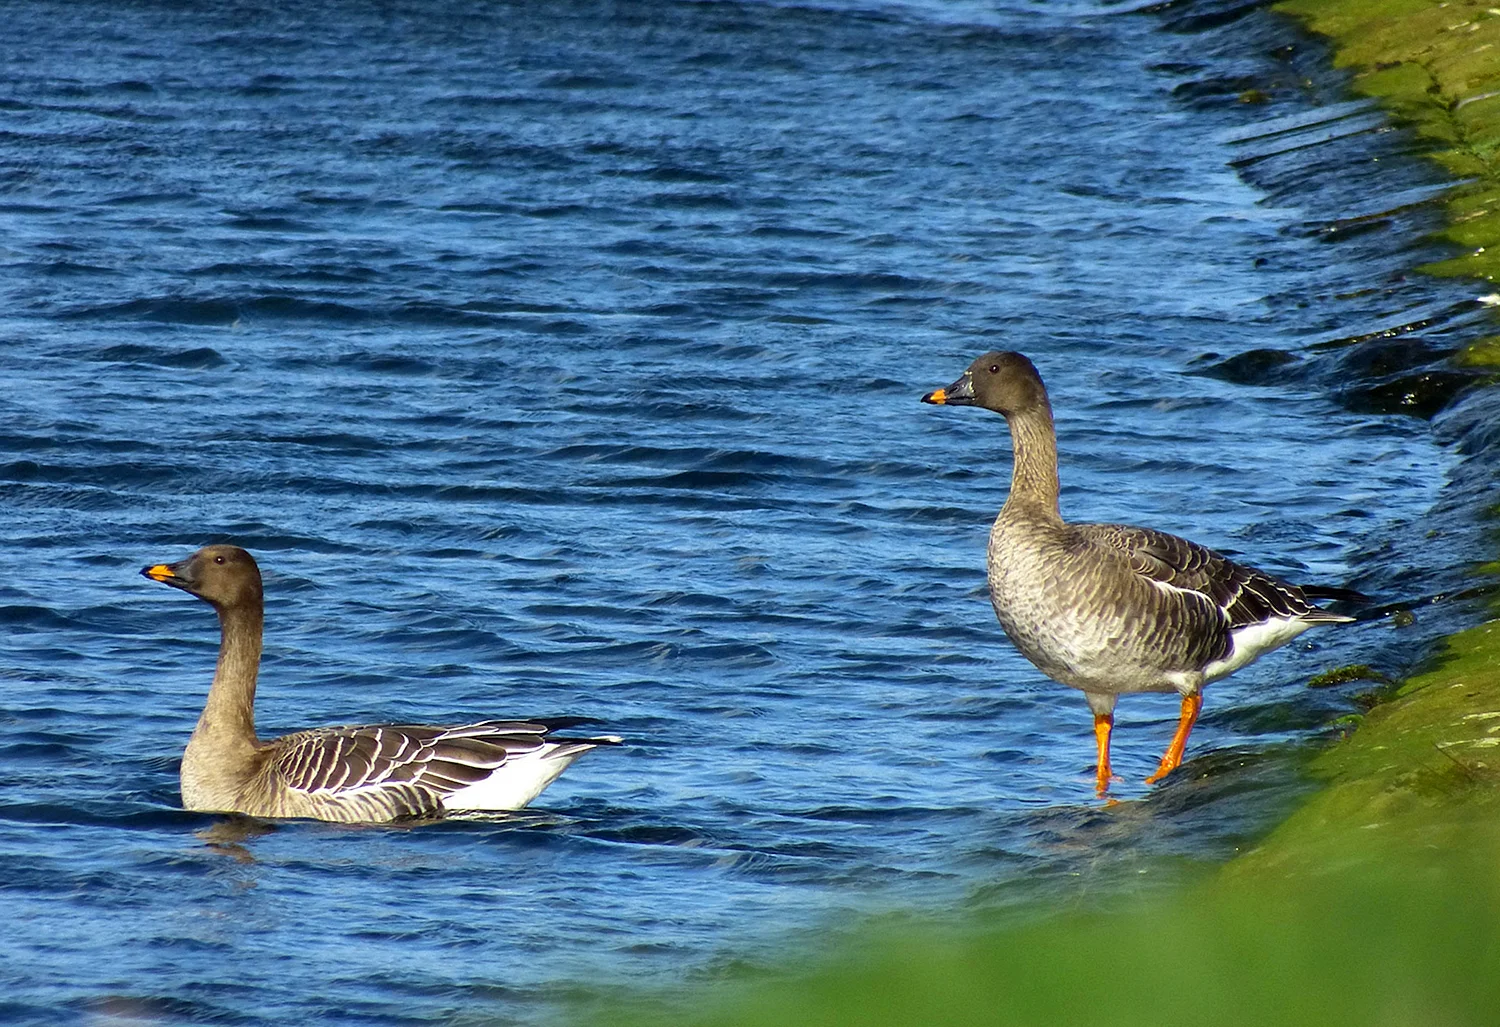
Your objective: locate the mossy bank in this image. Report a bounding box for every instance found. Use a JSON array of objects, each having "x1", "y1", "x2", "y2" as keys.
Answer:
[
  {"x1": 1277, "y1": 0, "x2": 1500, "y2": 369},
  {"x1": 1242, "y1": 0, "x2": 1500, "y2": 875},
  {"x1": 1276, "y1": 0, "x2": 1500, "y2": 281}
]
